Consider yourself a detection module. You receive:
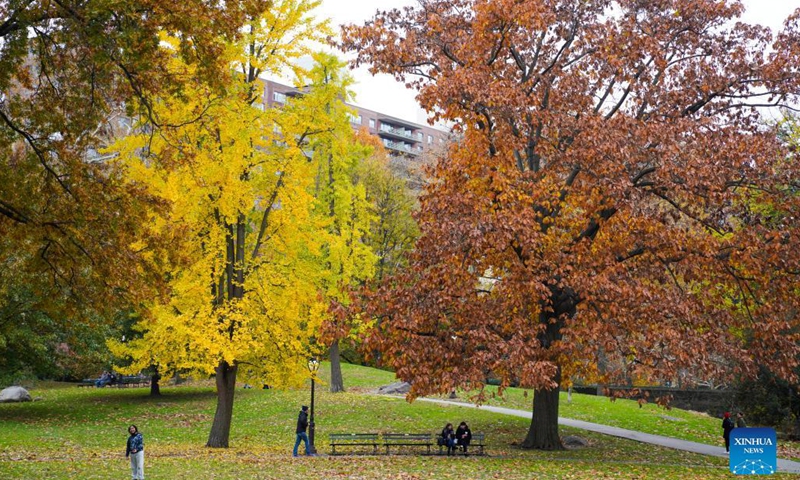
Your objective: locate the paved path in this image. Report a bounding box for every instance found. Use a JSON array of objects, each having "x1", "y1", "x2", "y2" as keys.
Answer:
[{"x1": 414, "y1": 397, "x2": 800, "y2": 474}]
